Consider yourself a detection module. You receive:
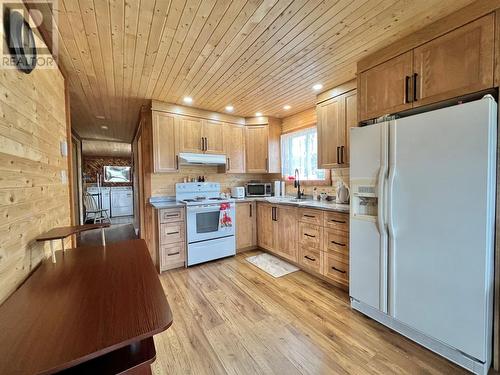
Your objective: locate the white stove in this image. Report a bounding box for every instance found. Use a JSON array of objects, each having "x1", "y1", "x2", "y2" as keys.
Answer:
[{"x1": 175, "y1": 183, "x2": 236, "y2": 266}]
